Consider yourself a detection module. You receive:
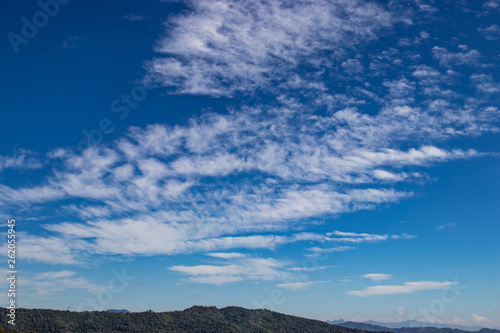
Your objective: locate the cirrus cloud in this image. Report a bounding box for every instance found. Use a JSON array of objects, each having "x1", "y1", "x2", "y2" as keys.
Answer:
[{"x1": 348, "y1": 281, "x2": 457, "y2": 297}]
